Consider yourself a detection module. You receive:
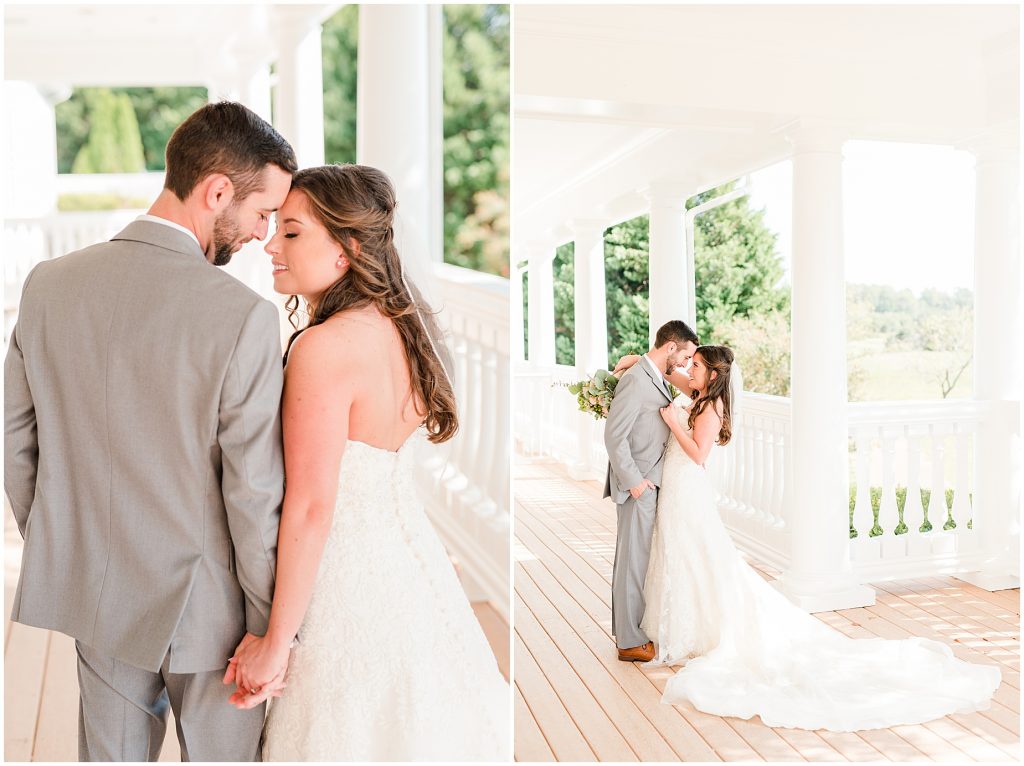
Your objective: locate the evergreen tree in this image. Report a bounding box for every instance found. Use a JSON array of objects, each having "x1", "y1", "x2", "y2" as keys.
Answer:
[
  {"x1": 552, "y1": 242, "x2": 575, "y2": 365},
  {"x1": 321, "y1": 5, "x2": 359, "y2": 165},
  {"x1": 442, "y1": 4, "x2": 510, "y2": 276},
  {"x1": 71, "y1": 89, "x2": 146, "y2": 173}
]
